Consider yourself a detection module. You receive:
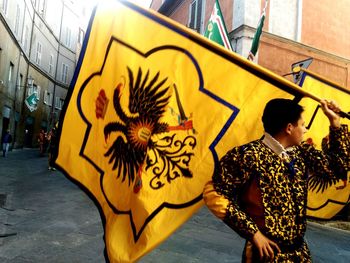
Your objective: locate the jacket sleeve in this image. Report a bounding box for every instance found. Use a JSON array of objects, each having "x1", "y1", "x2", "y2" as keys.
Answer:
[
  {"x1": 204, "y1": 146, "x2": 259, "y2": 240},
  {"x1": 302, "y1": 125, "x2": 350, "y2": 191}
]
